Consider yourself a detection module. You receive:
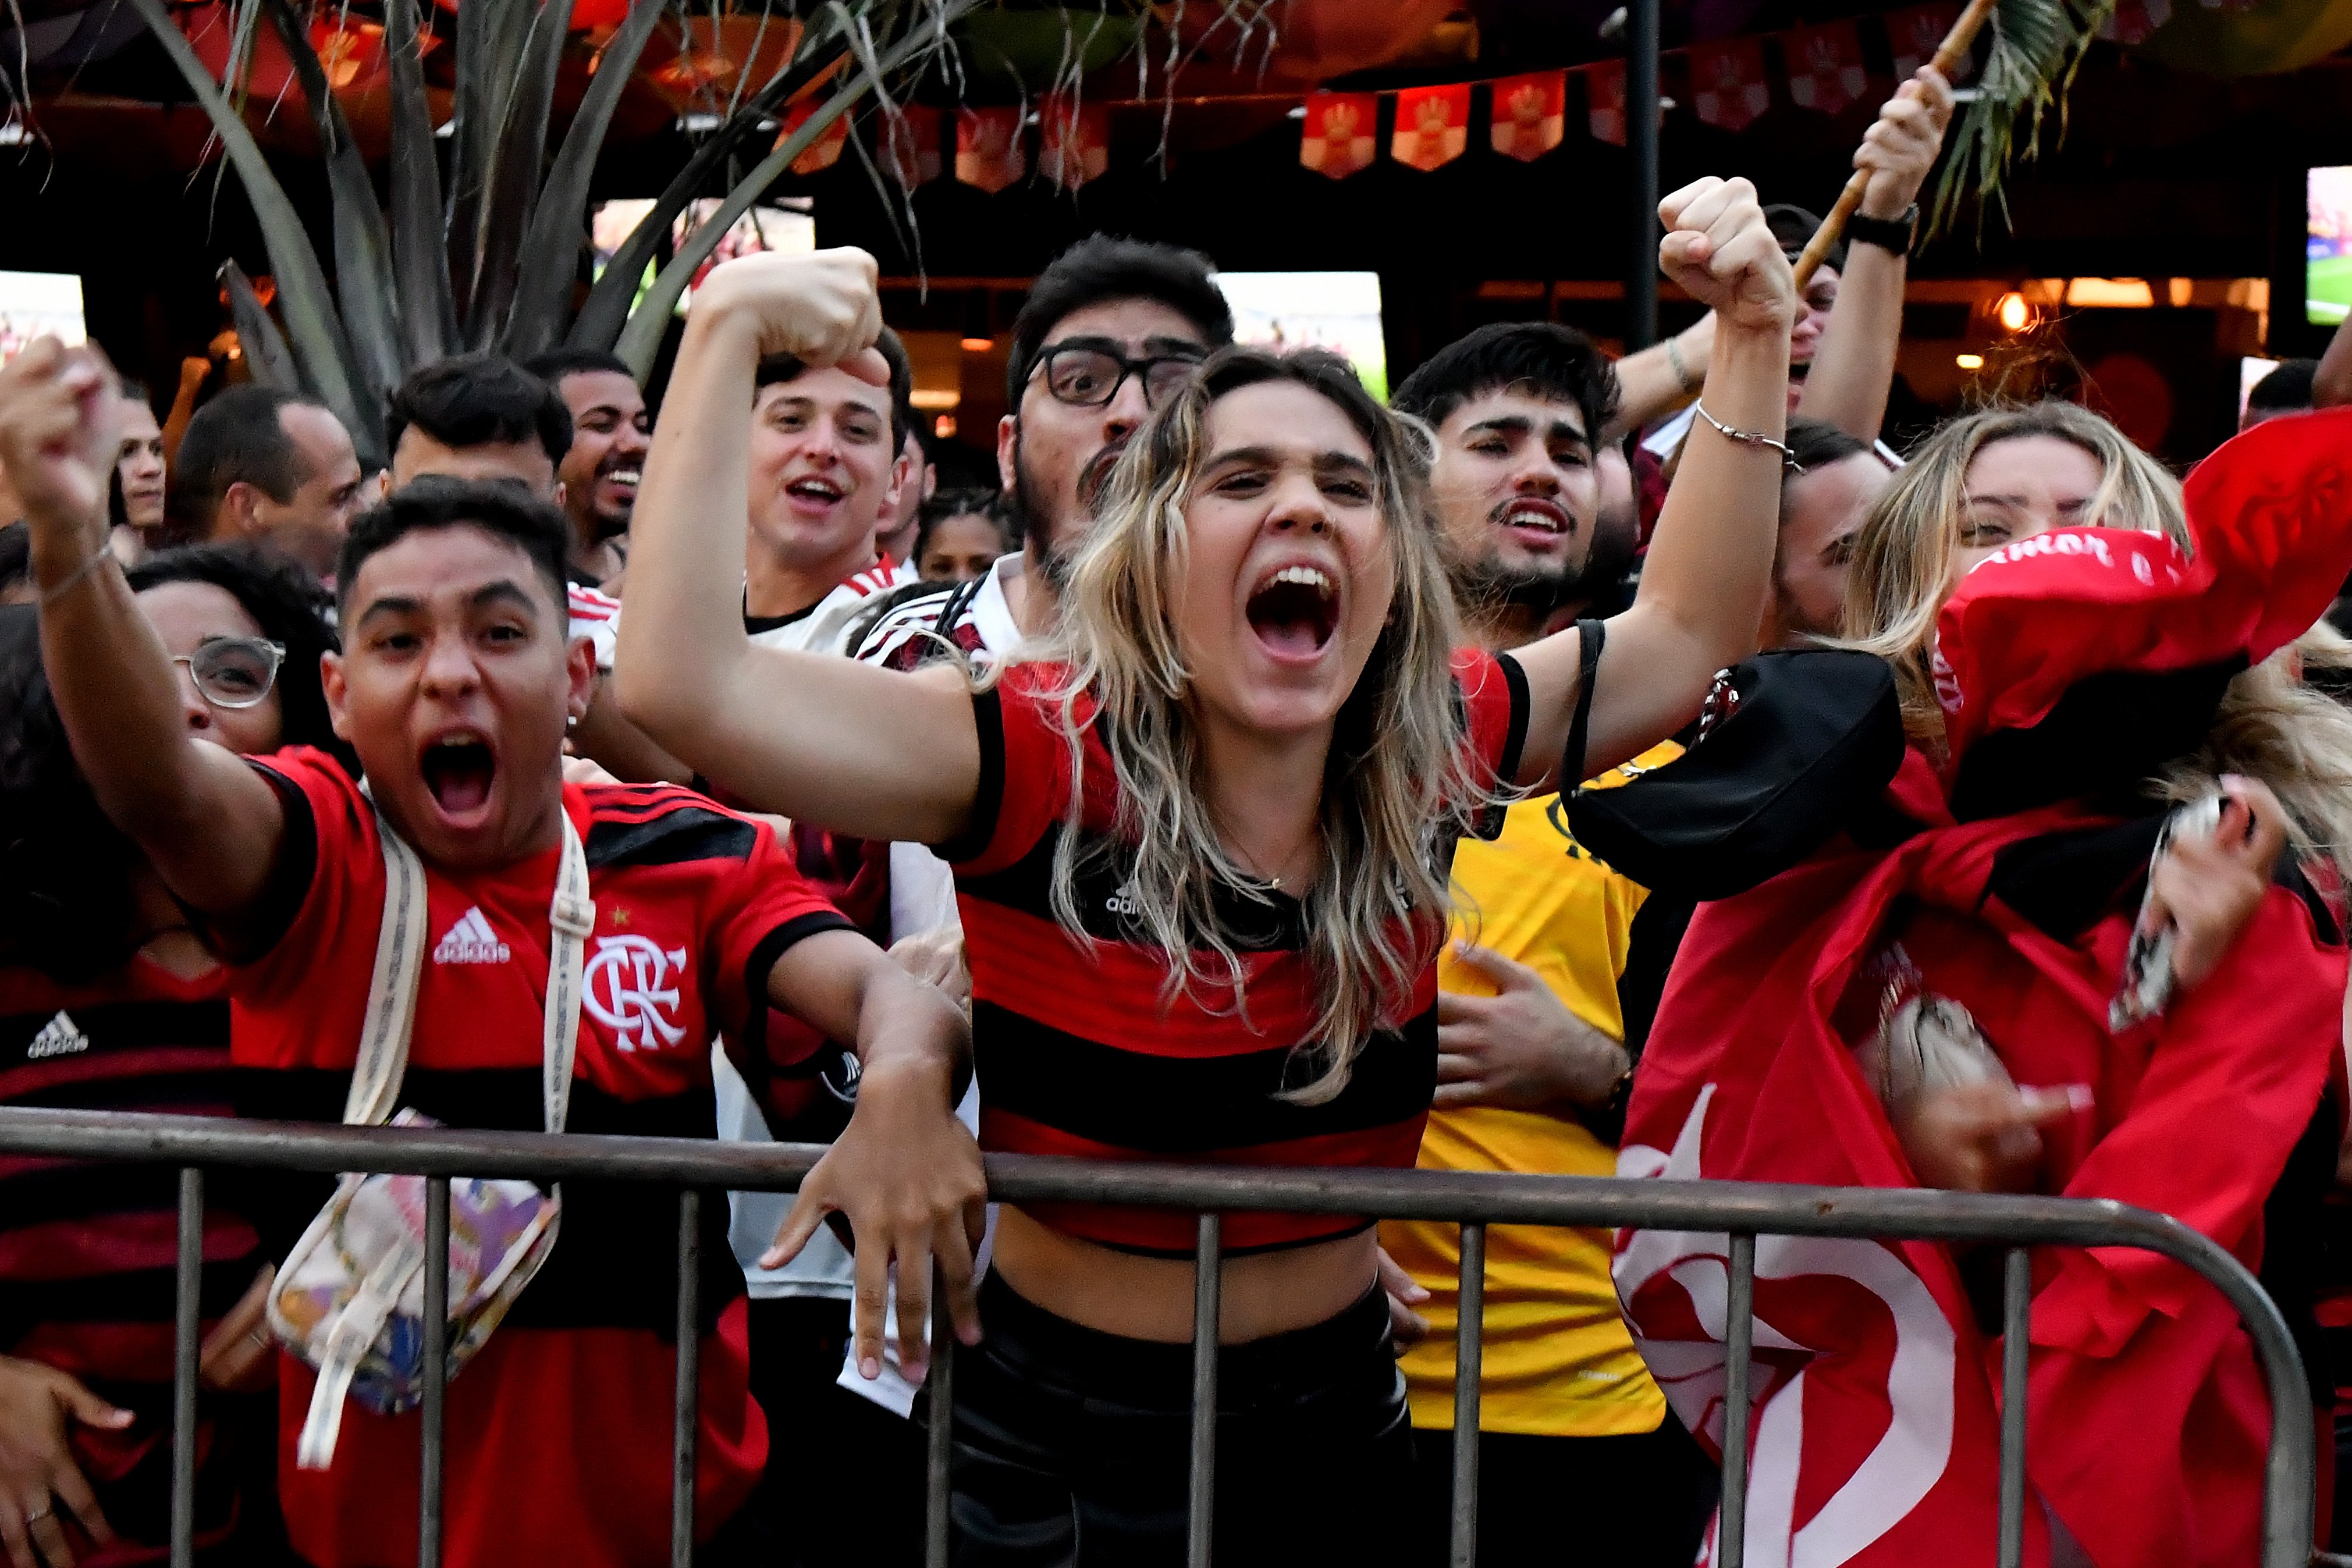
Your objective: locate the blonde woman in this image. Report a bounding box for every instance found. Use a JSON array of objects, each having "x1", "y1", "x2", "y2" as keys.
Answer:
[
  {"x1": 617, "y1": 187, "x2": 1792, "y2": 1564},
  {"x1": 1615, "y1": 402, "x2": 2352, "y2": 1568}
]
